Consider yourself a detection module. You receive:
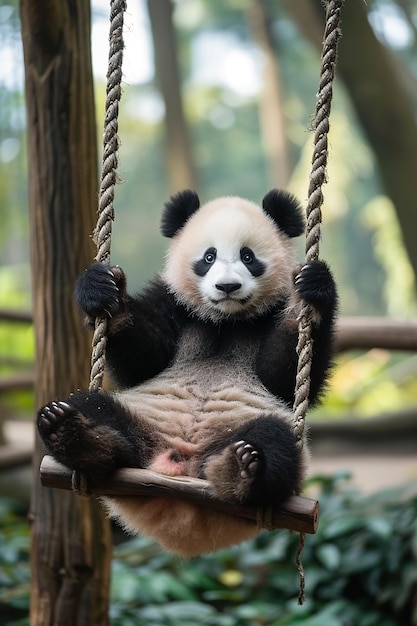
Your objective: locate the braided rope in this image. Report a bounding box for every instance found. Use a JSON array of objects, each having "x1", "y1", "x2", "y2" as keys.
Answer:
[
  {"x1": 79, "y1": 1, "x2": 341, "y2": 604},
  {"x1": 89, "y1": 0, "x2": 126, "y2": 391},
  {"x1": 293, "y1": 0, "x2": 343, "y2": 604},
  {"x1": 293, "y1": 0, "x2": 342, "y2": 444}
]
